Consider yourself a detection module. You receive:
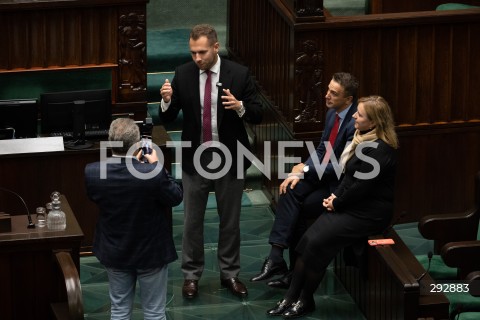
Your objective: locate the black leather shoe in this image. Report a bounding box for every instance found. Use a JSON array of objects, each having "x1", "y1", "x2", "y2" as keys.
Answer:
[
  {"x1": 182, "y1": 279, "x2": 198, "y2": 299},
  {"x1": 282, "y1": 298, "x2": 315, "y2": 318},
  {"x1": 250, "y1": 258, "x2": 288, "y2": 282},
  {"x1": 266, "y1": 298, "x2": 293, "y2": 316},
  {"x1": 267, "y1": 271, "x2": 292, "y2": 289},
  {"x1": 221, "y1": 277, "x2": 248, "y2": 297}
]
